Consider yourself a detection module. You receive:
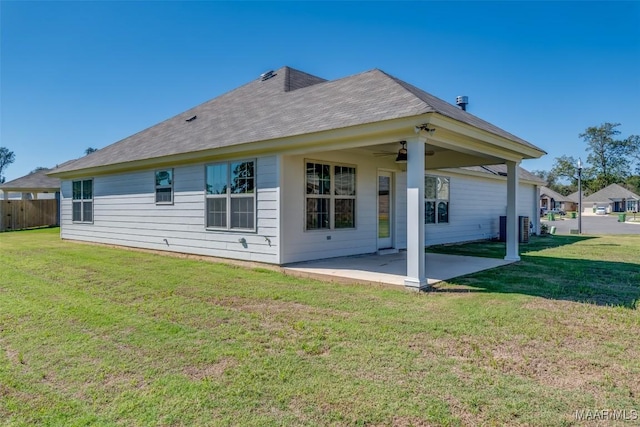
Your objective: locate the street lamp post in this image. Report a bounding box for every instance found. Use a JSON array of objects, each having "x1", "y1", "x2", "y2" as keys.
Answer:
[{"x1": 577, "y1": 158, "x2": 582, "y2": 235}]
